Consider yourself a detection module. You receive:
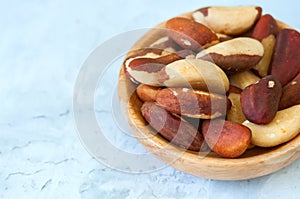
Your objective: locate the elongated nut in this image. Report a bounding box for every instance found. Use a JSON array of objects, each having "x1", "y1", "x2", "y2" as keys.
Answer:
[
  {"x1": 202, "y1": 119, "x2": 252, "y2": 158},
  {"x1": 252, "y1": 14, "x2": 278, "y2": 77},
  {"x1": 252, "y1": 14, "x2": 279, "y2": 41},
  {"x1": 229, "y1": 70, "x2": 260, "y2": 89},
  {"x1": 196, "y1": 37, "x2": 264, "y2": 74},
  {"x1": 240, "y1": 75, "x2": 282, "y2": 124},
  {"x1": 124, "y1": 48, "x2": 166, "y2": 84},
  {"x1": 270, "y1": 29, "x2": 300, "y2": 86},
  {"x1": 227, "y1": 86, "x2": 246, "y2": 123},
  {"x1": 243, "y1": 105, "x2": 300, "y2": 147},
  {"x1": 124, "y1": 49, "x2": 194, "y2": 86},
  {"x1": 141, "y1": 101, "x2": 204, "y2": 151},
  {"x1": 192, "y1": 6, "x2": 262, "y2": 35},
  {"x1": 158, "y1": 59, "x2": 229, "y2": 94},
  {"x1": 252, "y1": 35, "x2": 276, "y2": 77},
  {"x1": 155, "y1": 88, "x2": 231, "y2": 119},
  {"x1": 279, "y1": 73, "x2": 300, "y2": 110},
  {"x1": 166, "y1": 17, "x2": 219, "y2": 51},
  {"x1": 136, "y1": 84, "x2": 161, "y2": 102}
]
